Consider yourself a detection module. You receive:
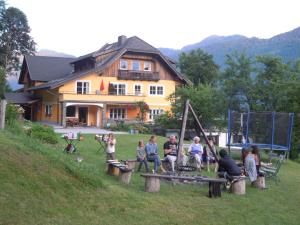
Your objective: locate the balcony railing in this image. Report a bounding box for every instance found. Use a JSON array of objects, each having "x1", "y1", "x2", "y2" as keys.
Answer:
[{"x1": 118, "y1": 70, "x2": 160, "y2": 81}]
